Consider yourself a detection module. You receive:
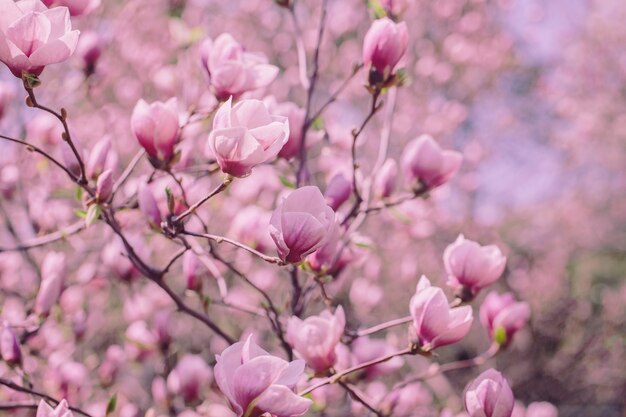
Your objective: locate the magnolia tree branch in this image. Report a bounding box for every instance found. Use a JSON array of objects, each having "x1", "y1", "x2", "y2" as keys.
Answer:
[
  {"x1": 0, "y1": 220, "x2": 85, "y2": 253},
  {"x1": 23, "y1": 80, "x2": 87, "y2": 185},
  {"x1": 296, "y1": 0, "x2": 329, "y2": 186},
  {"x1": 338, "y1": 381, "x2": 385, "y2": 417},
  {"x1": 182, "y1": 230, "x2": 285, "y2": 265},
  {"x1": 0, "y1": 378, "x2": 93, "y2": 417}
]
